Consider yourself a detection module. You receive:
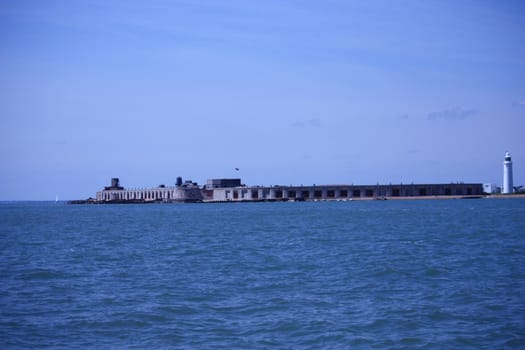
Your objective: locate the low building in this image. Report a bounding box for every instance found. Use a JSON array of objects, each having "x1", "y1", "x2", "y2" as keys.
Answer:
[
  {"x1": 483, "y1": 183, "x2": 499, "y2": 194},
  {"x1": 206, "y1": 178, "x2": 242, "y2": 189}
]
